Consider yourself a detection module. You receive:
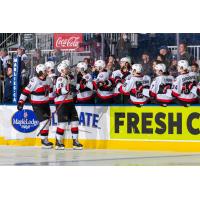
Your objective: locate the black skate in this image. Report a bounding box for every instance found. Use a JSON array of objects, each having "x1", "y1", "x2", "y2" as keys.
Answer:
[
  {"x1": 73, "y1": 139, "x2": 83, "y2": 150},
  {"x1": 41, "y1": 139, "x2": 53, "y2": 149},
  {"x1": 55, "y1": 139, "x2": 65, "y2": 150}
]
